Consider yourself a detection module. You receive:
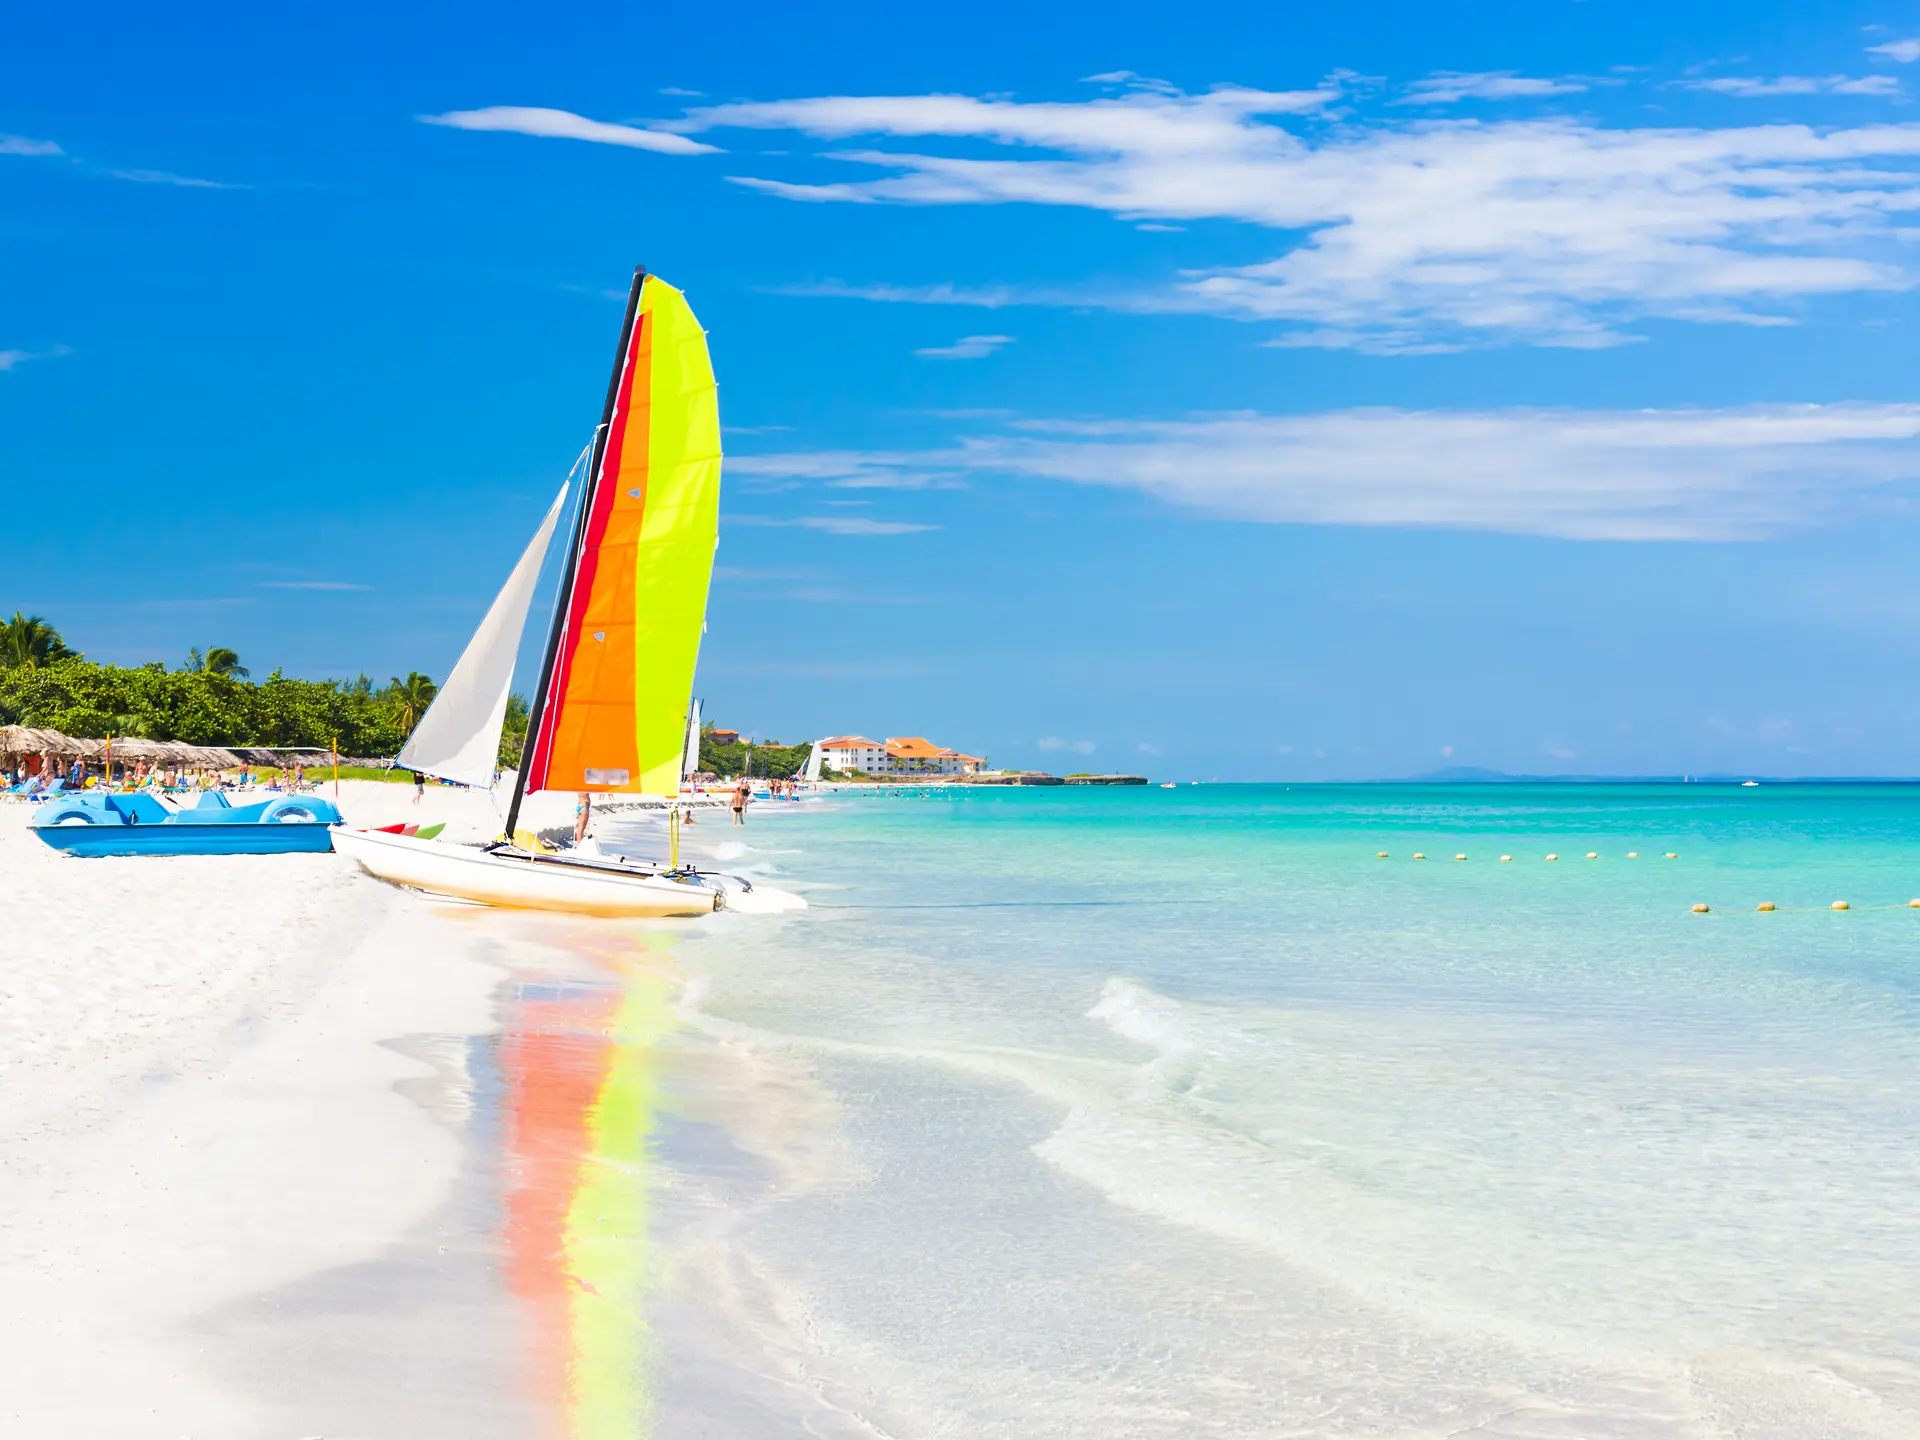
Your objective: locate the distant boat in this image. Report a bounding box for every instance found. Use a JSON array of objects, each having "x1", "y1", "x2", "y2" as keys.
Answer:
[
  {"x1": 1742, "y1": 780, "x2": 1759, "y2": 787},
  {"x1": 1160, "y1": 782, "x2": 1177, "y2": 788},
  {"x1": 803, "y1": 740, "x2": 824, "y2": 786},
  {"x1": 31, "y1": 788, "x2": 342, "y2": 857},
  {"x1": 332, "y1": 267, "x2": 798, "y2": 917}
]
